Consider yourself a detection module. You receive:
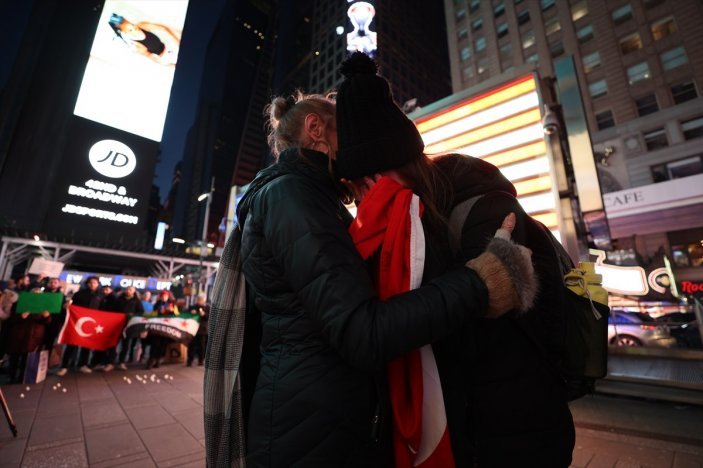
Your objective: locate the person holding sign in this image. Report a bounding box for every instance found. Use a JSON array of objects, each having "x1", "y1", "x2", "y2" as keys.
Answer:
[
  {"x1": 42, "y1": 278, "x2": 67, "y2": 367},
  {"x1": 4, "y1": 288, "x2": 51, "y2": 384}
]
